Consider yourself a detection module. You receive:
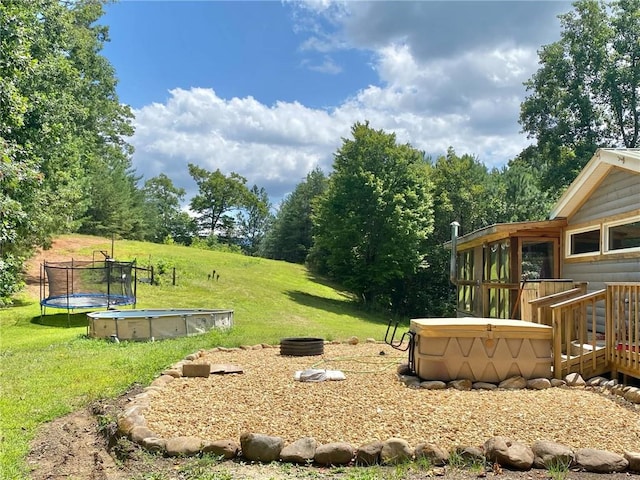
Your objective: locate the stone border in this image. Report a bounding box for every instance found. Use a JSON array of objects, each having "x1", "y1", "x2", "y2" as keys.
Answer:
[{"x1": 116, "y1": 340, "x2": 640, "y2": 474}]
